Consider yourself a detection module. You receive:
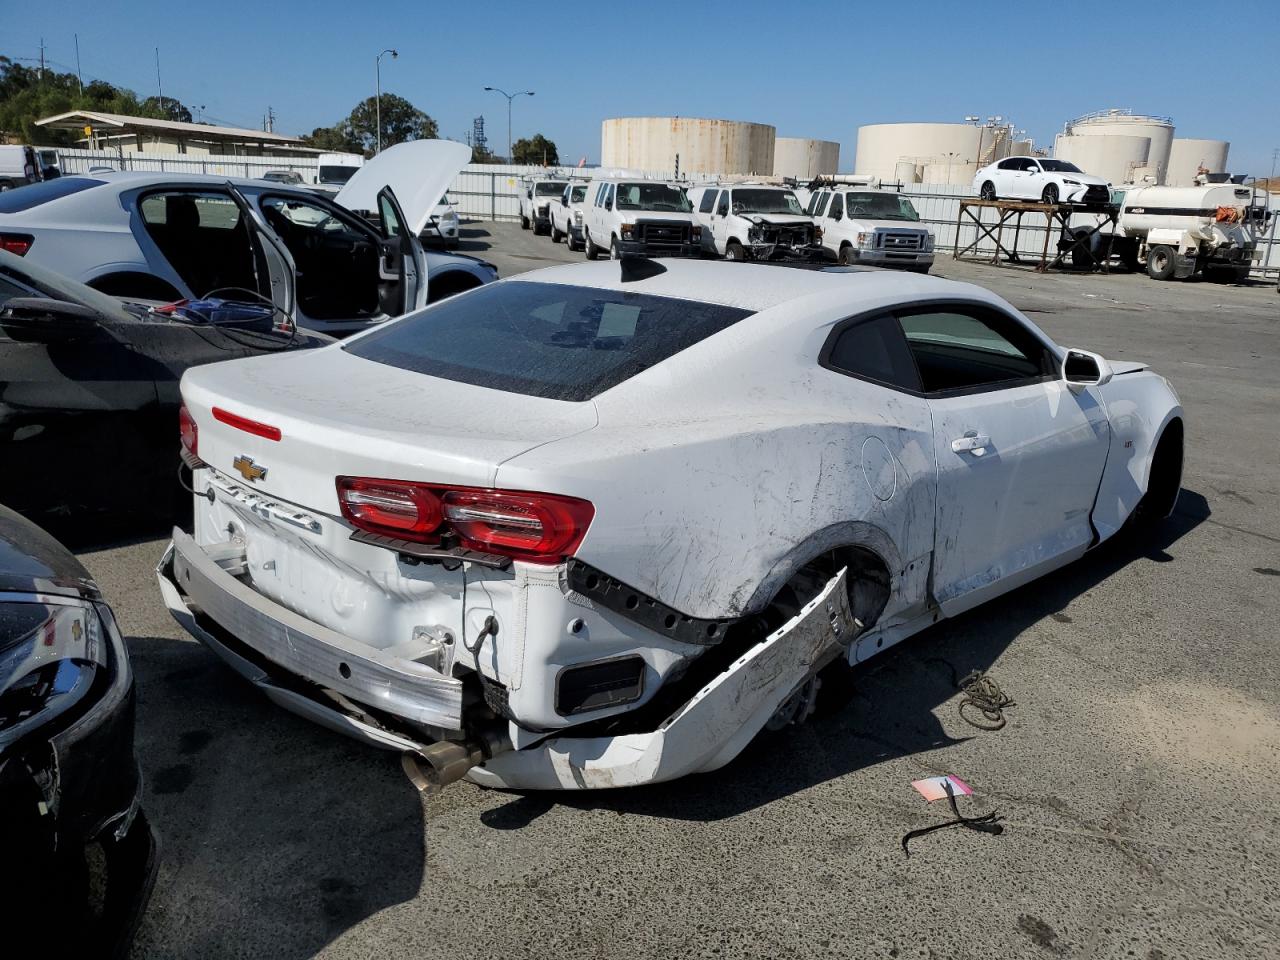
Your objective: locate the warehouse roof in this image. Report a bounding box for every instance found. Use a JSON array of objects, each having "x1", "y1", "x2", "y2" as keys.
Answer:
[{"x1": 35, "y1": 110, "x2": 320, "y2": 151}]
